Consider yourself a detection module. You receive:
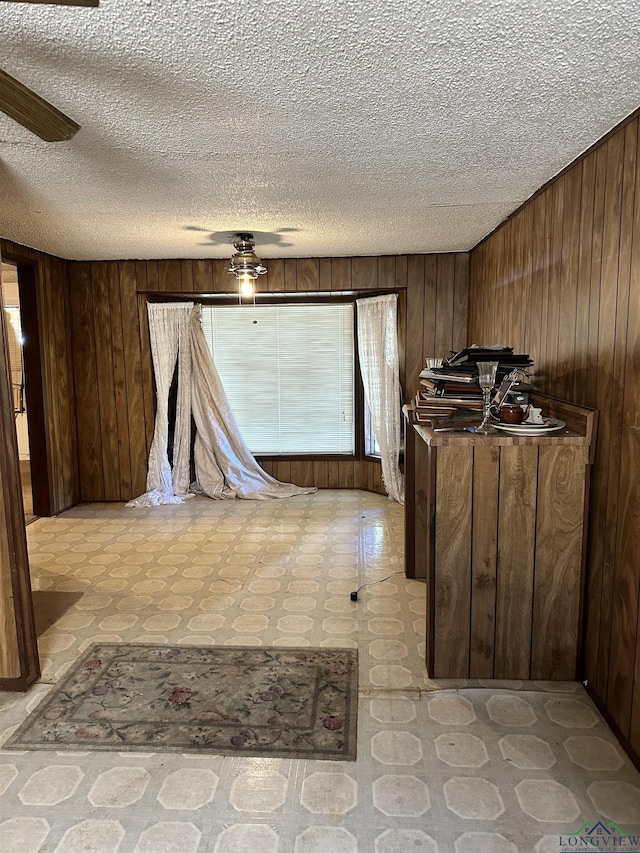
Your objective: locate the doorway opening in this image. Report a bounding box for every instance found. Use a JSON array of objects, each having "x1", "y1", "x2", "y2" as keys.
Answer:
[
  {"x1": 2, "y1": 259, "x2": 50, "y2": 522},
  {"x1": 2, "y1": 261, "x2": 35, "y2": 522}
]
